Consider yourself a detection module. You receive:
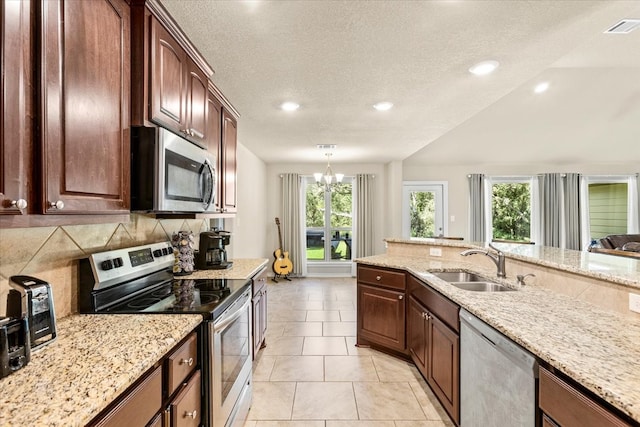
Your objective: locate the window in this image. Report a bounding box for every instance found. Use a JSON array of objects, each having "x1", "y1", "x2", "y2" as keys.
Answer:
[
  {"x1": 583, "y1": 176, "x2": 637, "y2": 242},
  {"x1": 491, "y1": 178, "x2": 532, "y2": 243},
  {"x1": 402, "y1": 183, "x2": 447, "y2": 239},
  {"x1": 305, "y1": 178, "x2": 353, "y2": 262}
]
